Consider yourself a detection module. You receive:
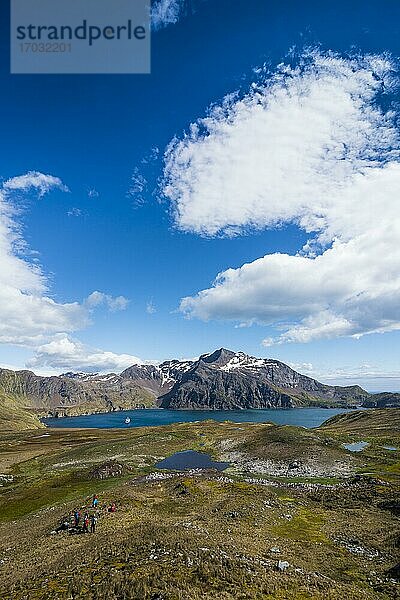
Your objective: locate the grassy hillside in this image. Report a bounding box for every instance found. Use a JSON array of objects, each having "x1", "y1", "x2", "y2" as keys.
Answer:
[
  {"x1": 0, "y1": 417, "x2": 398, "y2": 599},
  {"x1": 320, "y1": 408, "x2": 400, "y2": 436},
  {"x1": 0, "y1": 391, "x2": 44, "y2": 431}
]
